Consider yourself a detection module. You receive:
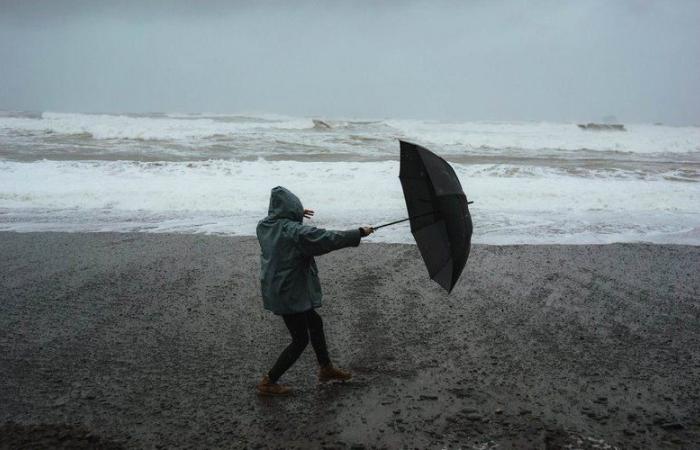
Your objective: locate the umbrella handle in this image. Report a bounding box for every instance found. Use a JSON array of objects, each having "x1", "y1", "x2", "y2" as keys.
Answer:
[{"x1": 373, "y1": 201, "x2": 474, "y2": 231}]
